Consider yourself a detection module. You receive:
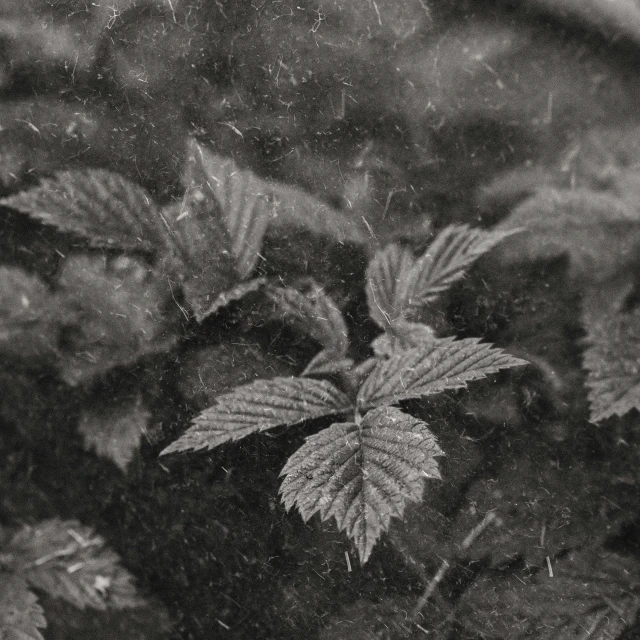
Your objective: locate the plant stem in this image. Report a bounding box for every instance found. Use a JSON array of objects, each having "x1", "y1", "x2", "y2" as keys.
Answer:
[
  {"x1": 411, "y1": 558, "x2": 450, "y2": 620},
  {"x1": 410, "y1": 511, "x2": 500, "y2": 623}
]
